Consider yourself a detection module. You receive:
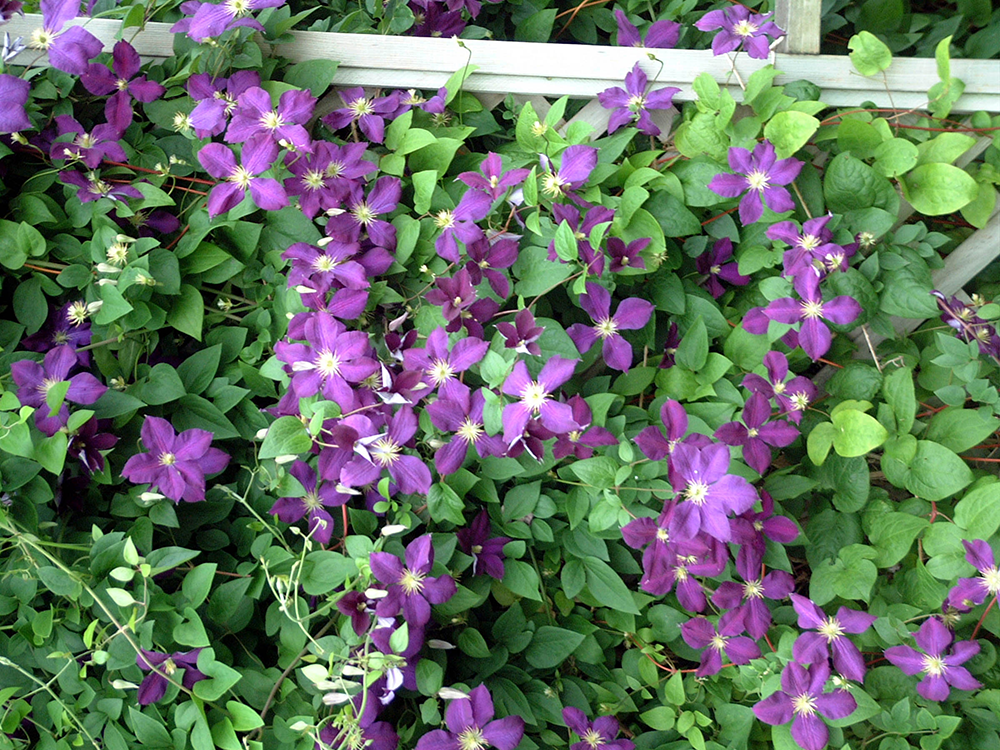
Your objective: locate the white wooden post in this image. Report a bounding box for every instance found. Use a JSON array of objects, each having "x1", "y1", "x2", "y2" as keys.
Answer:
[{"x1": 774, "y1": 0, "x2": 823, "y2": 55}]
